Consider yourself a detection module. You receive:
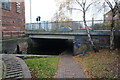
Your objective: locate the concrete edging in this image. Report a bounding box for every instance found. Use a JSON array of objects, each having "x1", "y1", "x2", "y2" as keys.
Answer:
[{"x1": 15, "y1": 57, "x2": 32, "y2": 79}]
